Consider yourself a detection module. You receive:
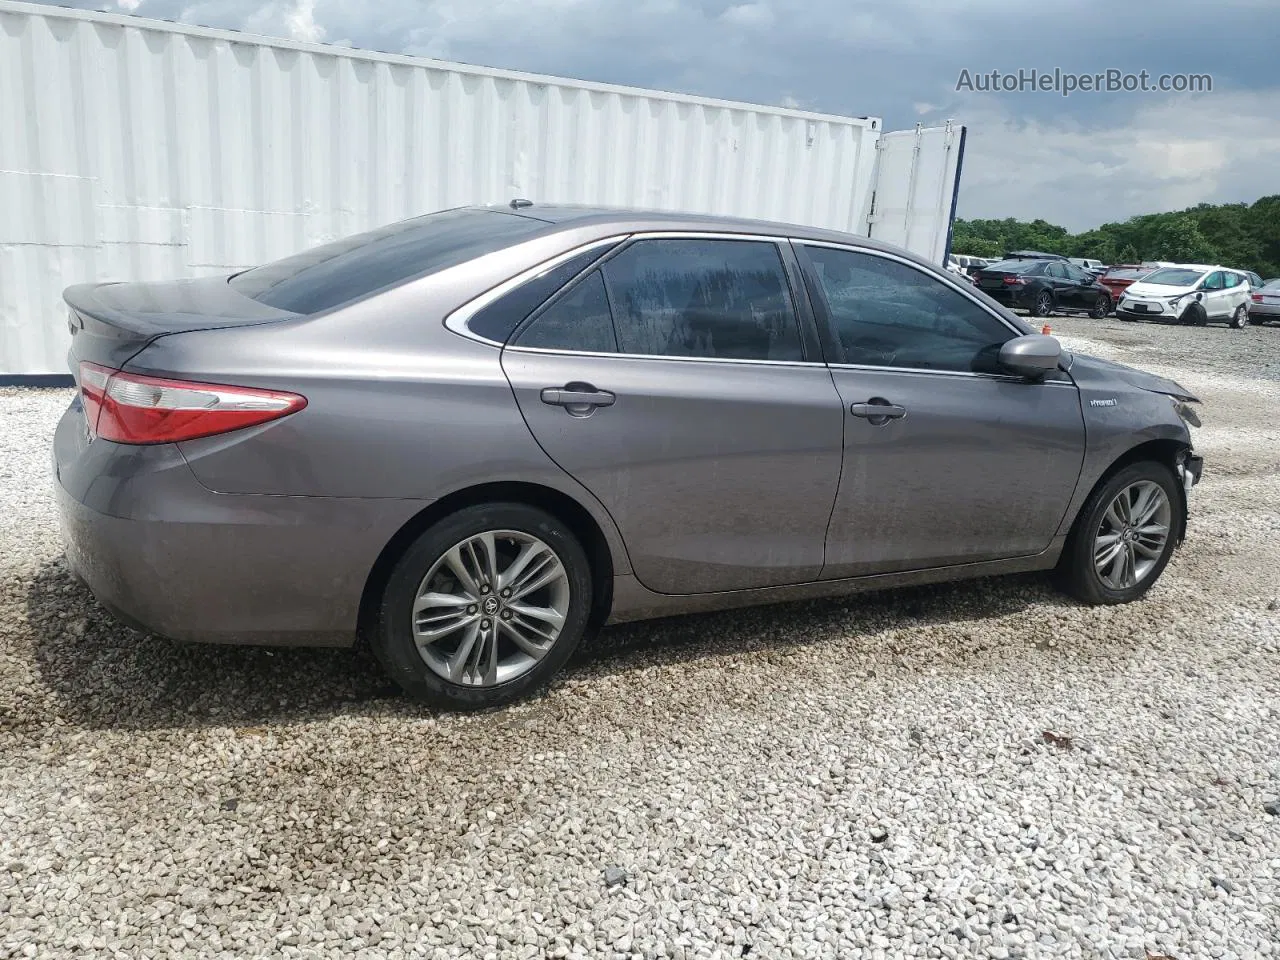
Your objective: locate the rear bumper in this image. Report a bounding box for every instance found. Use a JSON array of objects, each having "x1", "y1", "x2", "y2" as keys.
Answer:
[
  {"x1": 1249, "y1": 301, "x2": 1280, "y2": 317},
  {"x1": 53, "y1": 399, "x2": 426, "y2": 647}
]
